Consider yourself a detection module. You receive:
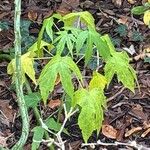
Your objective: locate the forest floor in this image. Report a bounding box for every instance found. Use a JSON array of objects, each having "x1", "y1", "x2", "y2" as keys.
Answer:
[{"x1": 0, "y1": 0, "x2": 150, "y2": 149}]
